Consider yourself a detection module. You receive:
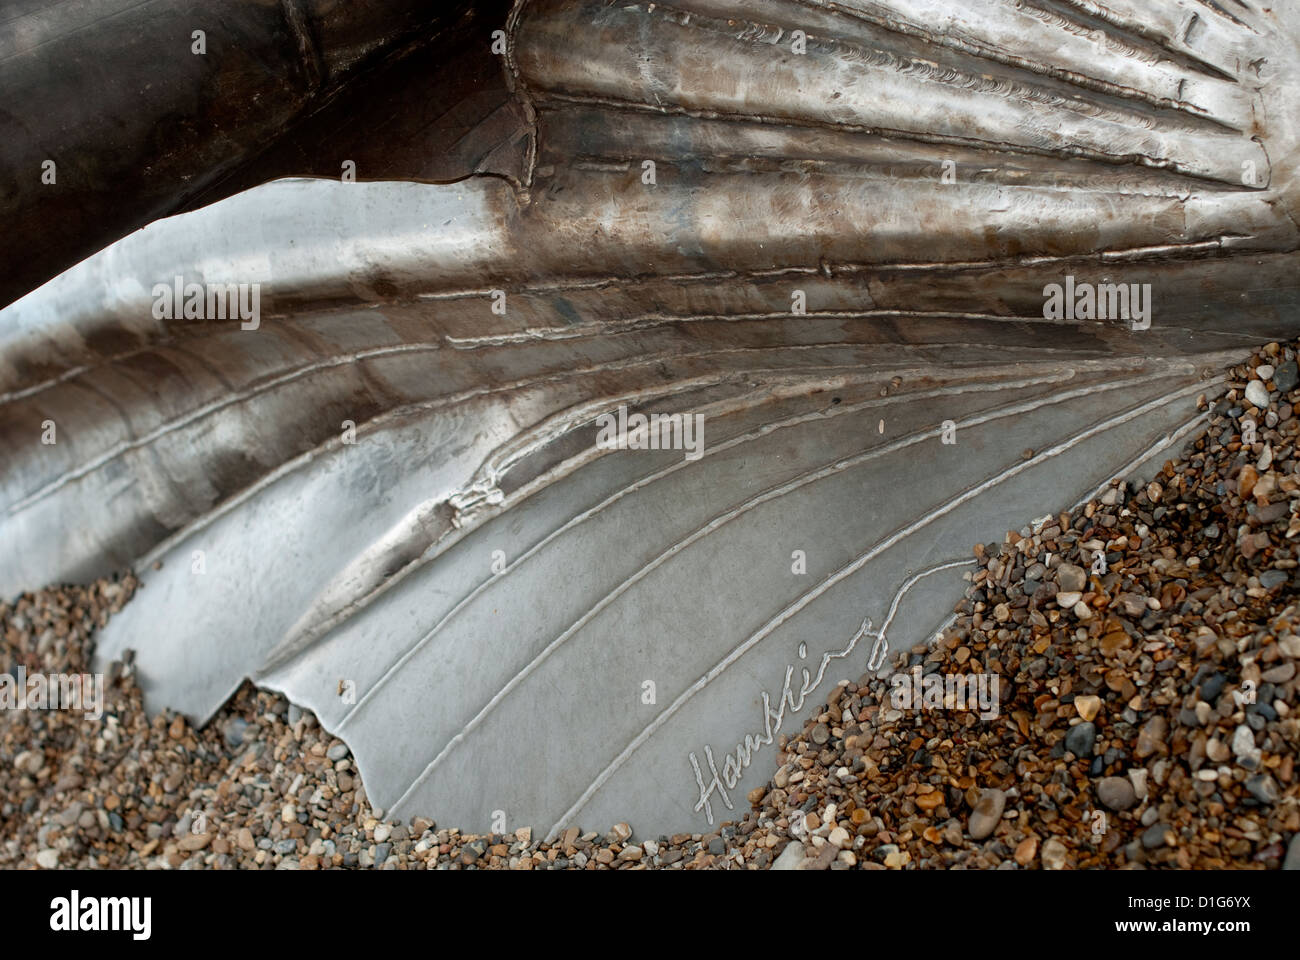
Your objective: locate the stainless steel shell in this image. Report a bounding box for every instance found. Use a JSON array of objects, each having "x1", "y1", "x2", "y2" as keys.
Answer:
[{"x1": 3, "y1": 0, "x2": 1299, "y2": 835}]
